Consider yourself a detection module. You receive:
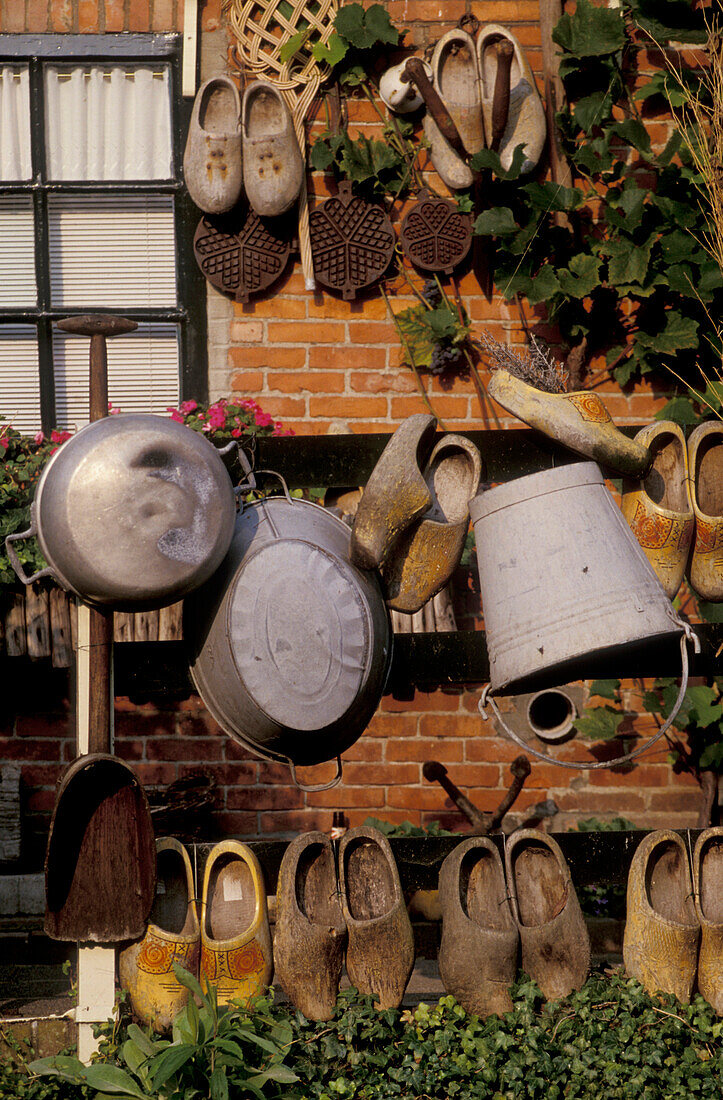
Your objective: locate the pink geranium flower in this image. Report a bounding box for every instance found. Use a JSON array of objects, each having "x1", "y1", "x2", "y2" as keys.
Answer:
[{"x1": 254, "y1": 411, "x2": 273, "y2": 428}]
